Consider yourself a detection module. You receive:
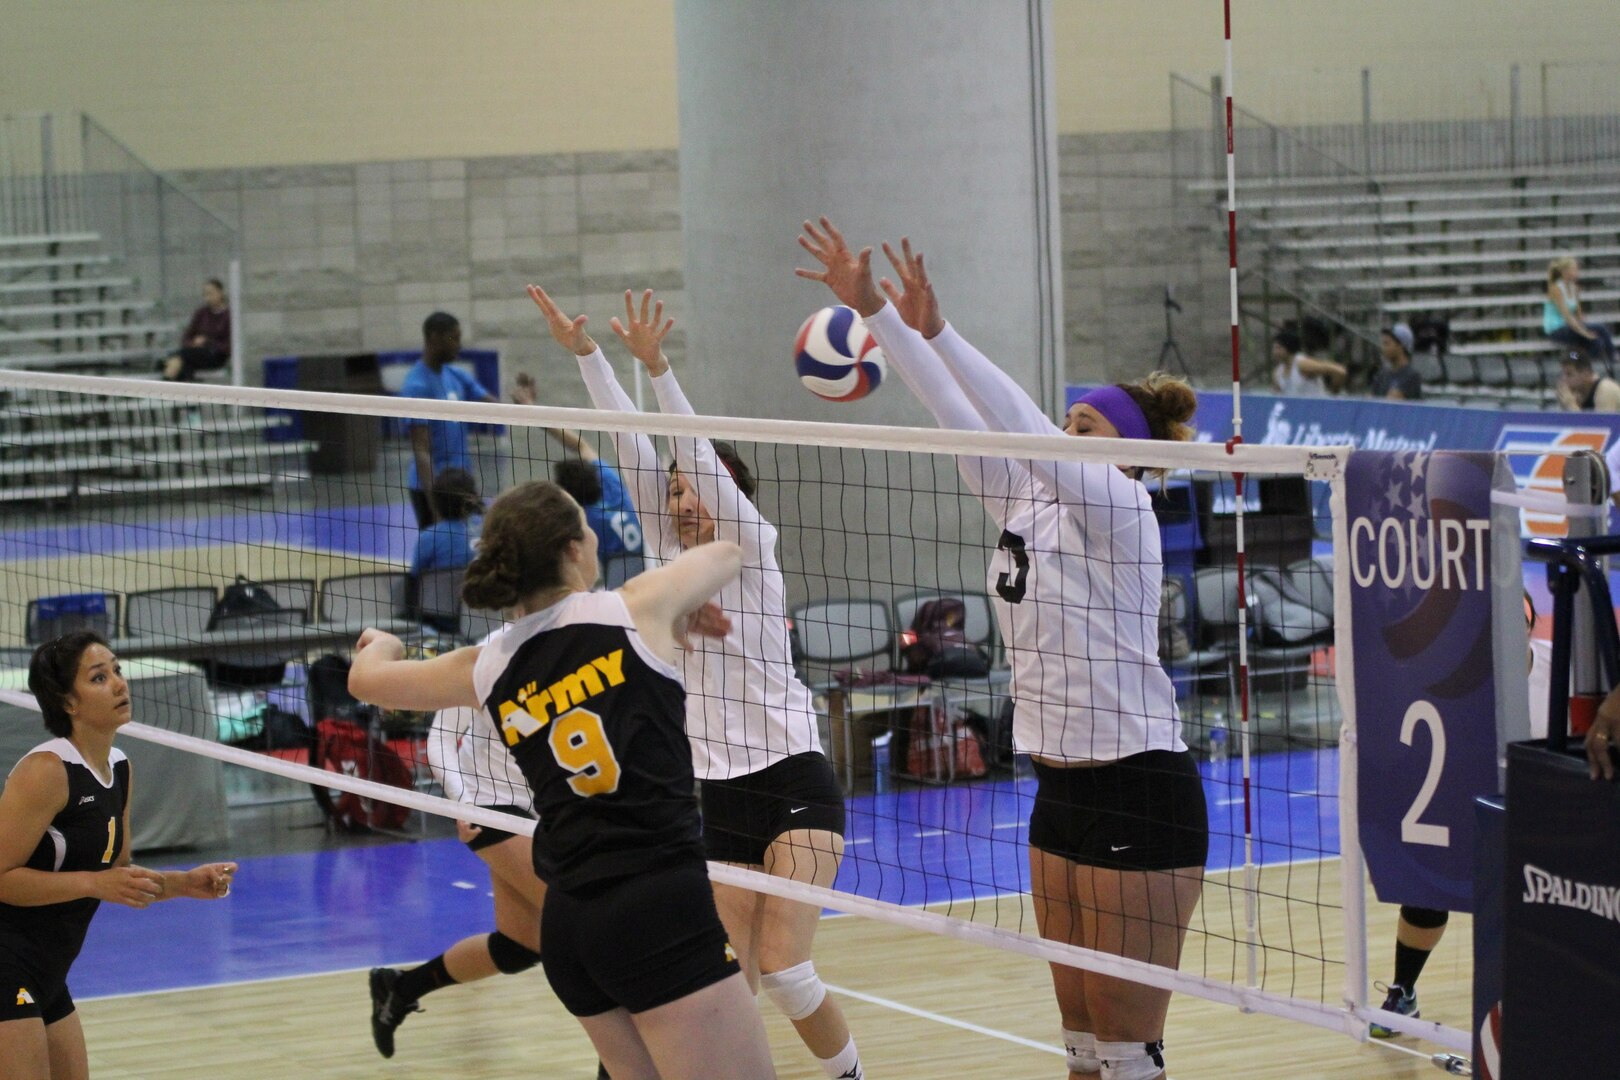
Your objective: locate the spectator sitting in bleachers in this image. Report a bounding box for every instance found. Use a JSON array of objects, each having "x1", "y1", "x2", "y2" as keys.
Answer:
[
  {"x1": 1545, "y1": 256, "x2": 1616, "y2": 365},
  {"x1": 1555, "y1": 349, "x2": 1620, "y2": 413},
  {"x1": 410, "y1": 467, "x2": 481, "y2": 578},
  {"x1": 1370, "y1": 323, "x2": 1423, "y2": 401},
  {"x1": 160, "y1": 278, "x2": 231, "y2": 381},
  {"x1": 1271, "y1": 323, "x2": 1345, "y2": 397}
]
